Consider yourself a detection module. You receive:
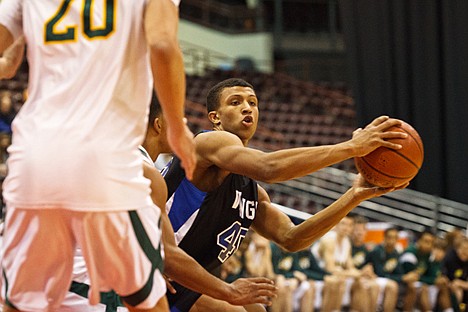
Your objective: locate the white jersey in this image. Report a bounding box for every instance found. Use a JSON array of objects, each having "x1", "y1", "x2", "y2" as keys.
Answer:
[
  {"x1": 312, "y1": 231, "x2": 352, "y2": 269},
  {"x1": 0, "y1": 0, "x2": 178, "y2": 211}
]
